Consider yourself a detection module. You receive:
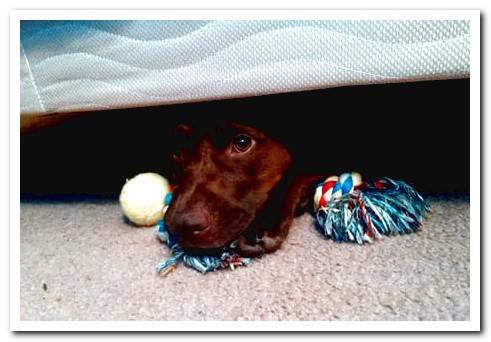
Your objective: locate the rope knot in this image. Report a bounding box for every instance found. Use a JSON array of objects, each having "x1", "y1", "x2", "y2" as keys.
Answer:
[{"x1": 314, "y1": 172, "x2": 363, "y2": 210}]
